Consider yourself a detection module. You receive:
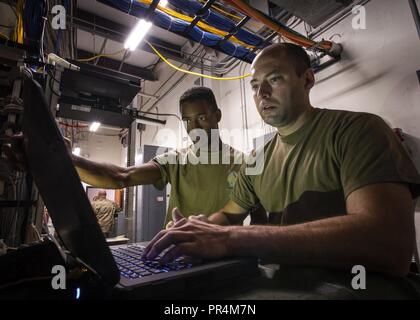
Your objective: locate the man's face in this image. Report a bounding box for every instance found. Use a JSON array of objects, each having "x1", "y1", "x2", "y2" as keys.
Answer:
[
  {"x1": 250, "y1": 53, "x2": 309, "y2": 127},
  {"x1": 180, "y1": 99, "x2": 220, "y2": 144}
]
